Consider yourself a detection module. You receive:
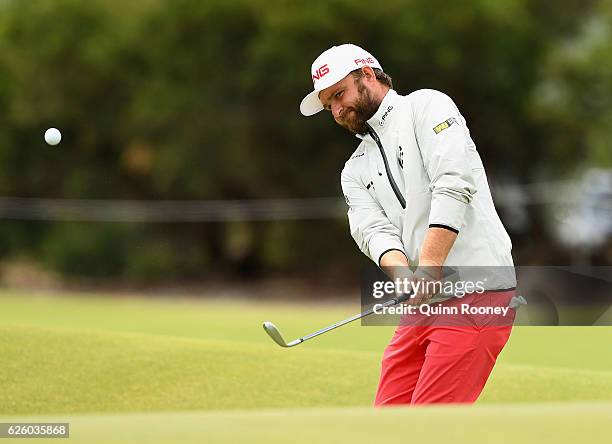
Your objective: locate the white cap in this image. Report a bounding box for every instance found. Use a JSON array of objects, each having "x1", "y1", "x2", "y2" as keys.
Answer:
[{"x1": 300, "y1": 44, "x2": 383, "y2": 116}]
